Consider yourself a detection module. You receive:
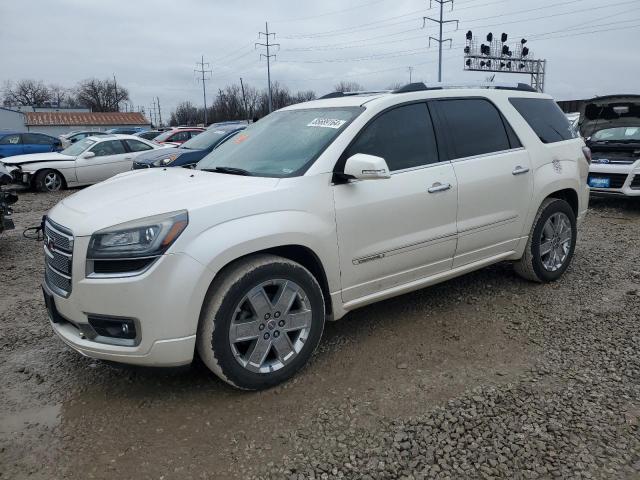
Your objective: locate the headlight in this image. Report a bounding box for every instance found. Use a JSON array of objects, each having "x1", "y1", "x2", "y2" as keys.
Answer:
[
  {"x1": 153, "y1": 154, "x2": 179, "y2": 166},
  {"x1": 87, "y1": 210, "x2": 188, "y2": 259}
]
